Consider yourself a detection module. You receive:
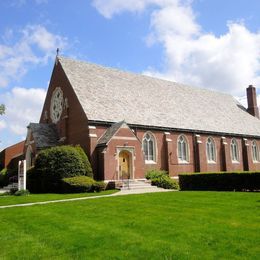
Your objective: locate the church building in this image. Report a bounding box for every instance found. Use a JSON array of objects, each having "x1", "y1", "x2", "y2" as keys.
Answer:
[{"x1": 24, "y1": 56, "x2": 260, "y2": 181}]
